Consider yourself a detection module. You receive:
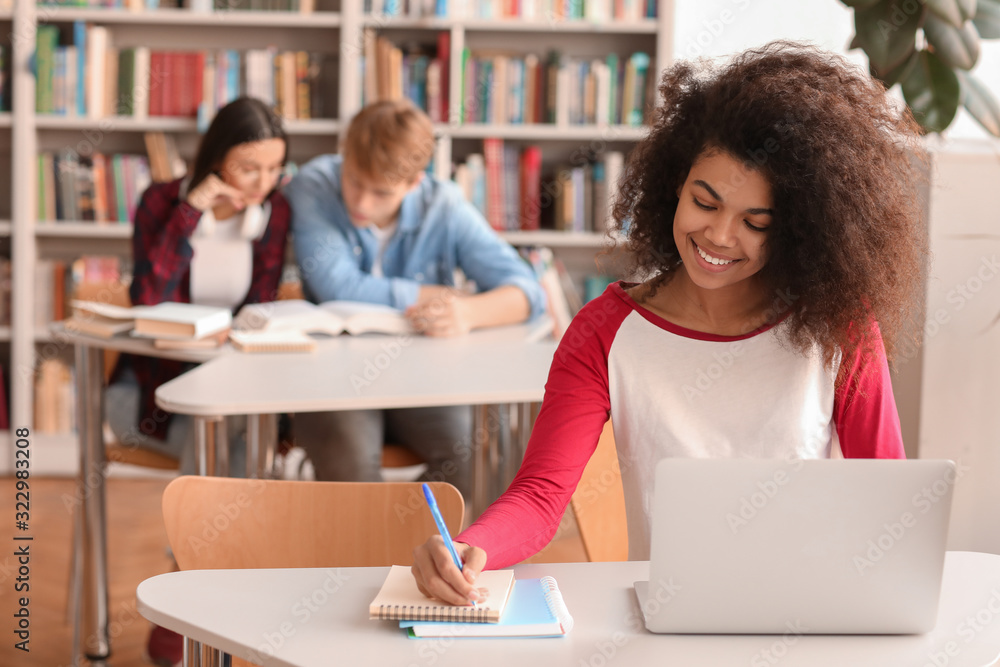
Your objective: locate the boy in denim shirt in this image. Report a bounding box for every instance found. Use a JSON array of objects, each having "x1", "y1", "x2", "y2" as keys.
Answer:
[{"x1": 286, "y1": 100, "x2": 546, "y2": 497}]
